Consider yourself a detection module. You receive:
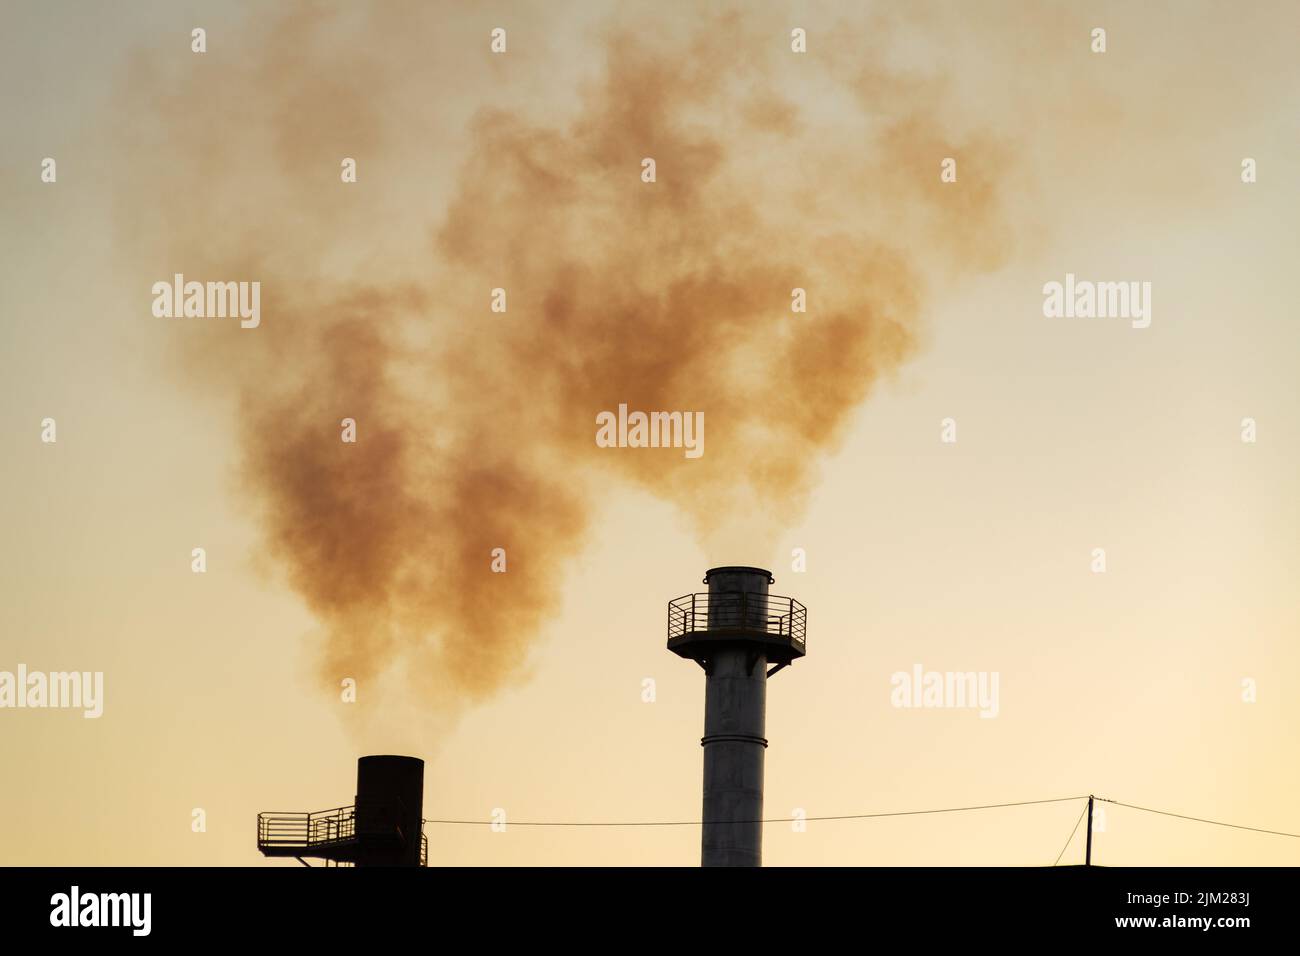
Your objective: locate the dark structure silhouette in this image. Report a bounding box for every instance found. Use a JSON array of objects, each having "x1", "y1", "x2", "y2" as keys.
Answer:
[
  {"x1": 668, "y1": 566, "x2": 806, "y2": 866},
  {"x1": 1086, "y1": 795, "x2": 1095, "y2": 866},
  {"x1": 257, "y1": 755, "x2": 428, "y2": 867}
]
